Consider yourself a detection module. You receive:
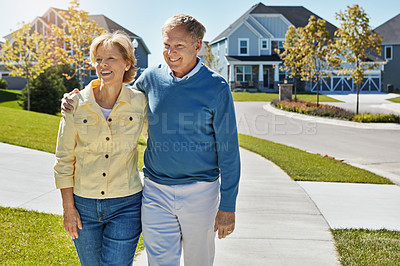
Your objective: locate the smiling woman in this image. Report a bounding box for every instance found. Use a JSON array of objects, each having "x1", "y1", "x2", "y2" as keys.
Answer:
[{"x1": 54, "y1": 31, "x2": 148, "y2": 266}]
